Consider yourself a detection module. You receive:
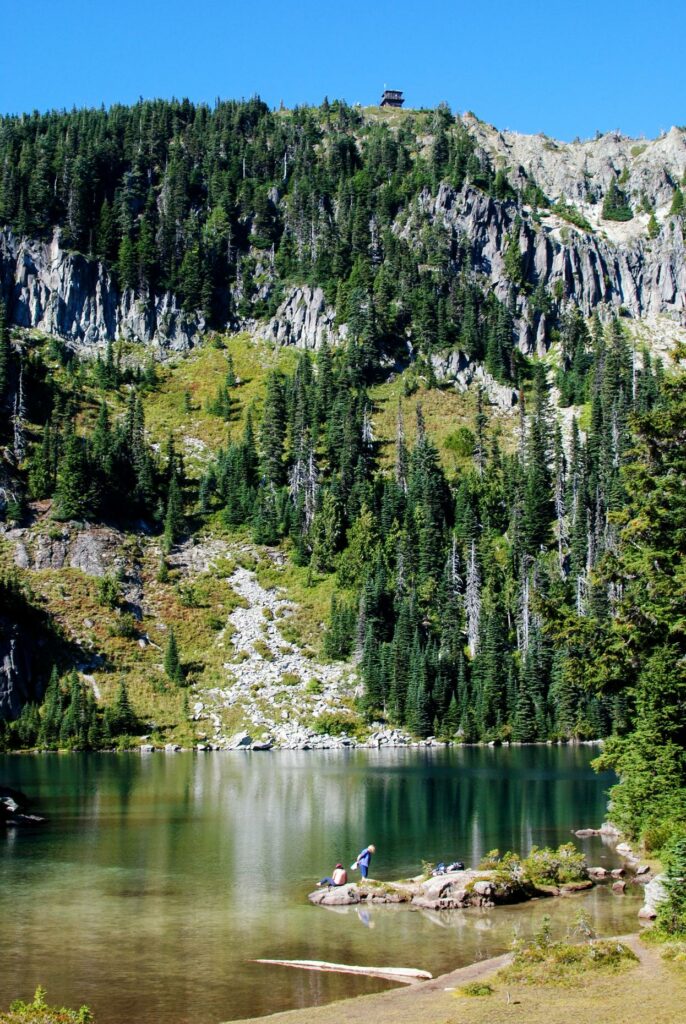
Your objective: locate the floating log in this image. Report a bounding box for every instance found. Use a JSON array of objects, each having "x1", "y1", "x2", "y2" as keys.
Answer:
[{"x1": 252, "y1": 958, "x2": 432, "y2": 984}]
